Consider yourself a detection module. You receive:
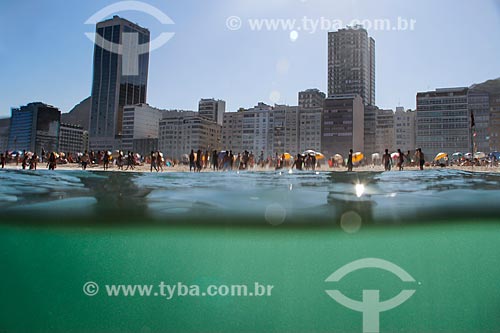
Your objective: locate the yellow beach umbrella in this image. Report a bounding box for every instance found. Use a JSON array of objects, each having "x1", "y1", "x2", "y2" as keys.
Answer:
[
  {"x1": 315, "y1": 152, "x2": 325, "y2": 160},
  {"x1": 434, "y1": 152, "x2": 448, "y2": 161},
  {"x1": 283, "y1": 153, "x2": 292, "y2": 160},
  {"x1": 353, "y1": 152, "x2": 364, "y2": 163}
]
